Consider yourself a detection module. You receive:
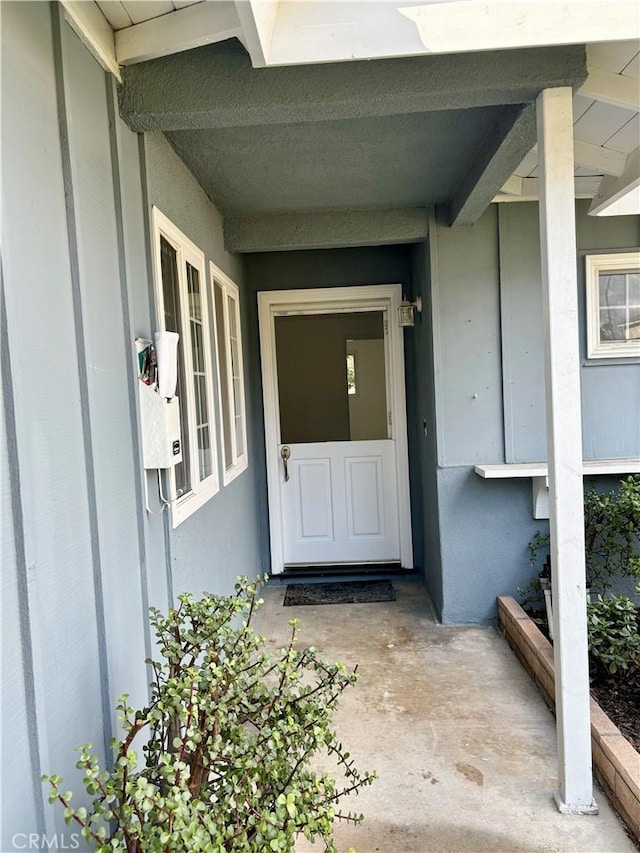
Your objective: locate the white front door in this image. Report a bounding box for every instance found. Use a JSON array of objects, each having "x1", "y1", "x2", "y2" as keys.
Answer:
[
  {"x1": 281, "y1": 440, "x2": 400, "y2": 565},
  {"x1": 258, "y1": 285, "x2": 413, "y2": 573}
]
